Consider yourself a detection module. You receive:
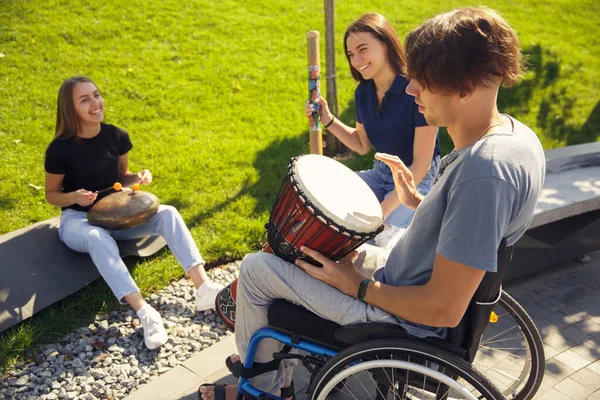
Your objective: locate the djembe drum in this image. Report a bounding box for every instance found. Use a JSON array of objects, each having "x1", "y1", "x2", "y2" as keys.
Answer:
[
  {"x1": 87, "y1": 189, "x2": 160, "y2": 230},
  {"x1": 216, "y1": 154, "x2": 384, "y2": 330}
]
